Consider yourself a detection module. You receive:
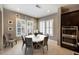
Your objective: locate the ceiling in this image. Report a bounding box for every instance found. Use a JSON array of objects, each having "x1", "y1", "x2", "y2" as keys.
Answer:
[{"x1": 3, "y1": 4, "x2": 66, "y2": 18}]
